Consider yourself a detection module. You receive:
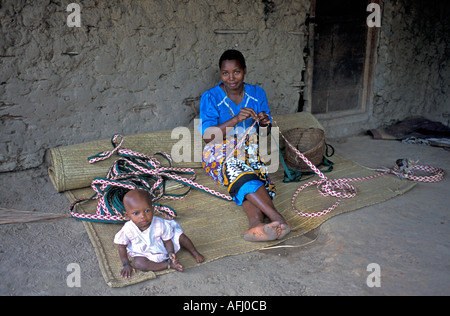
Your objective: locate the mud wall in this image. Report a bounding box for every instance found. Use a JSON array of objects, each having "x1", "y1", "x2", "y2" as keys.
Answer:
[
  {"x1": 0, "y1": 0, "x2": 309, "y2": 171},
  {"x1": 1, "y1": 0, "x2": 449, "y2": 172},
  {"x1": 370, "y1": 0, "x2": 449, "y2": 128}
]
